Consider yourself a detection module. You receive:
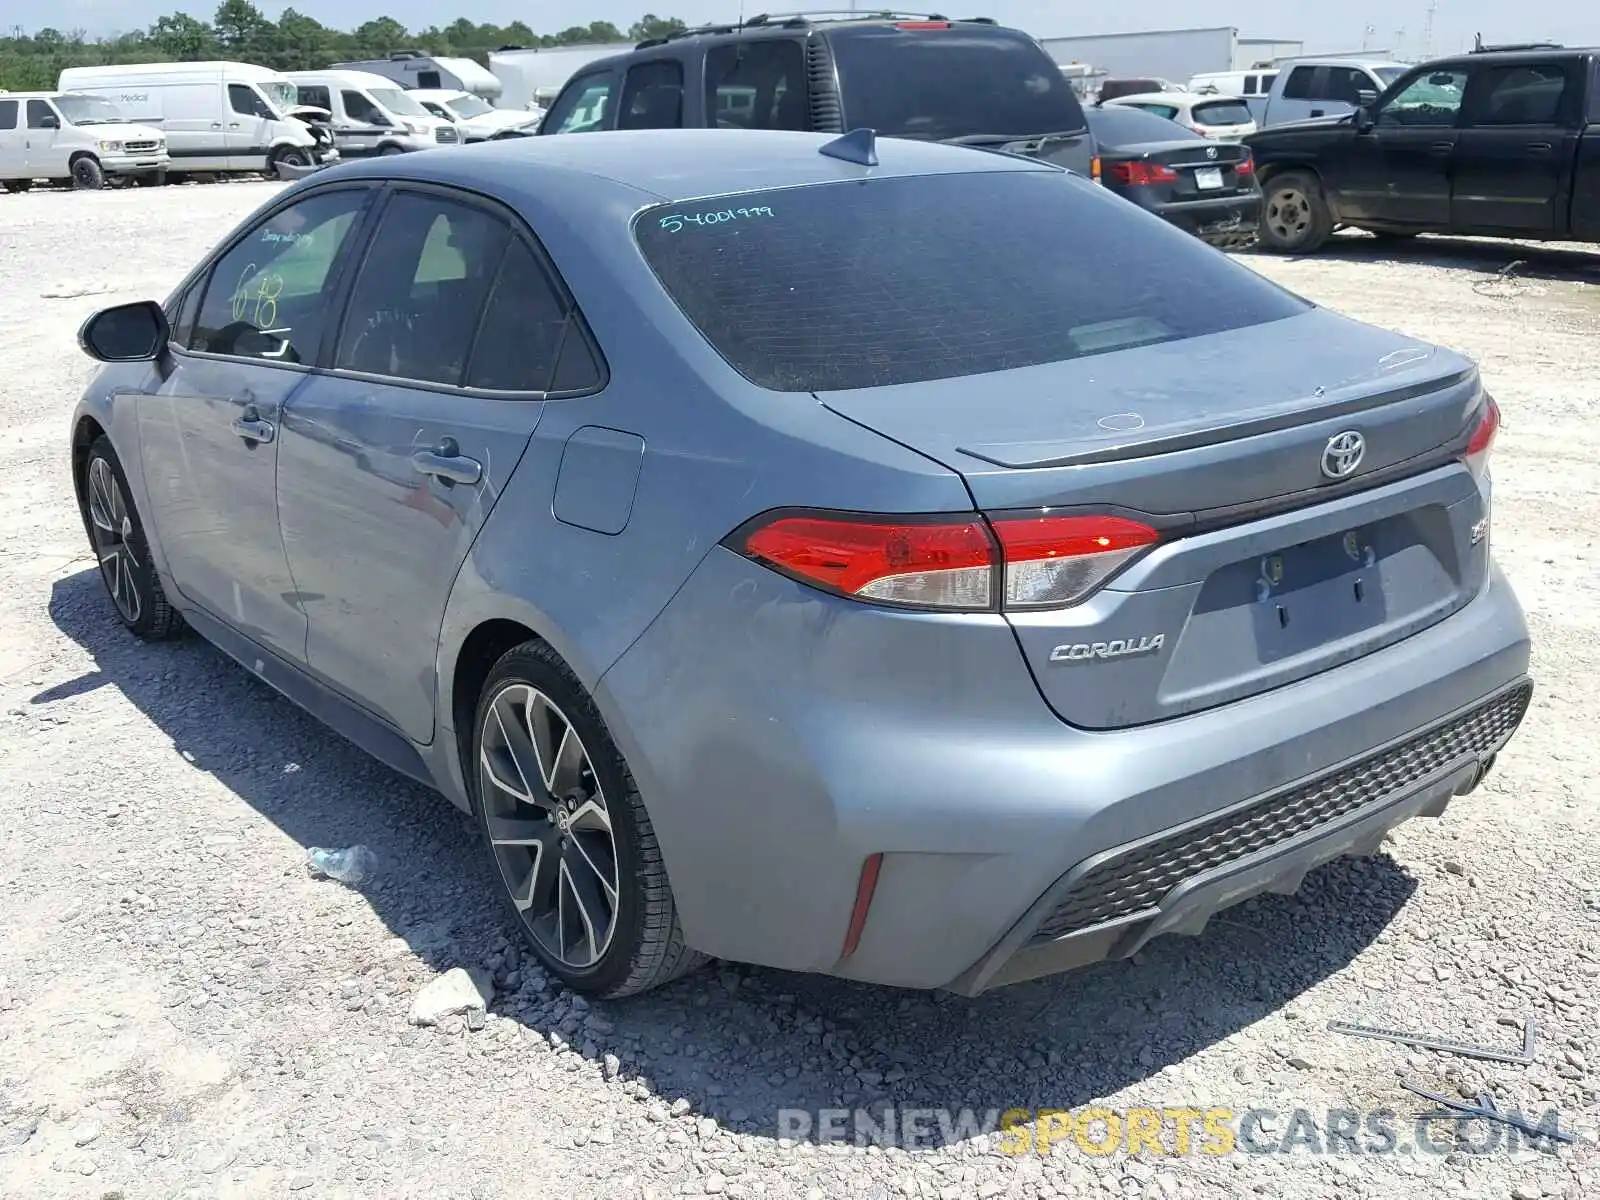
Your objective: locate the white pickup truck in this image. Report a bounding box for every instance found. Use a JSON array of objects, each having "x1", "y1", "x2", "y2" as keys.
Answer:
[{"x1": 1251, "y1": 58, "x2": 1412, "y2": 127}]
